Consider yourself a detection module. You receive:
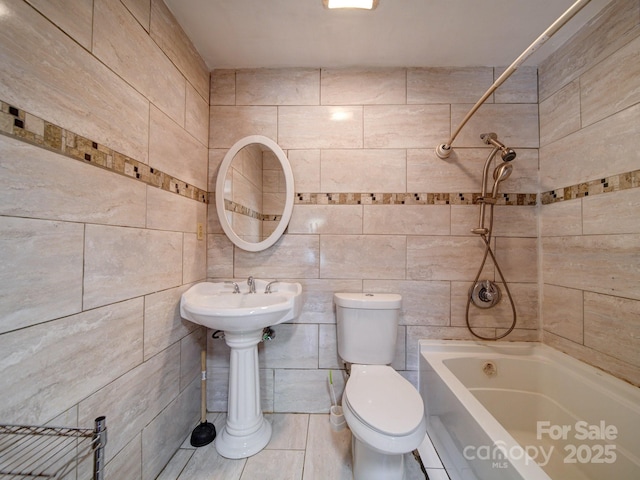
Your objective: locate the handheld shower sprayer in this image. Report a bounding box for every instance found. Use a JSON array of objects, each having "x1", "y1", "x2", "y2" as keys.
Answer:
[{"x1": 472, "y1": 133, "x2": 516, "y2": 236}]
